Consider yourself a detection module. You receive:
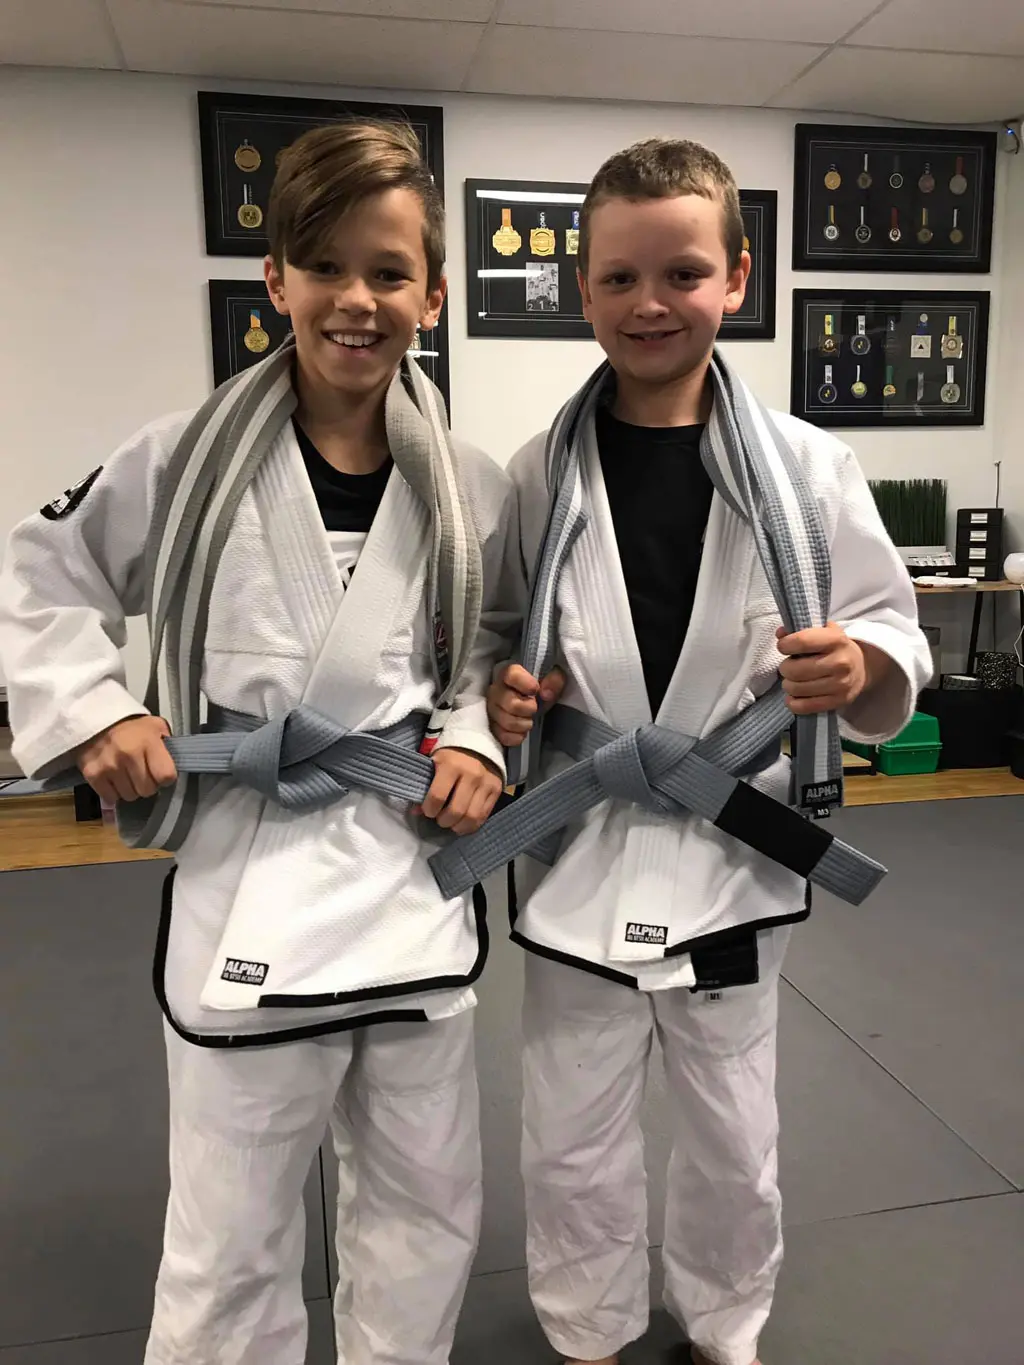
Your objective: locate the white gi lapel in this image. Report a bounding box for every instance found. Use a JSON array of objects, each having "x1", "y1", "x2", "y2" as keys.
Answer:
[
  {"x1": 252, "y1": 427, "x2": 344, "y2": 661},
  {"x1": 301, "y1": 468, "x2": 430, "y2": 731}
]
